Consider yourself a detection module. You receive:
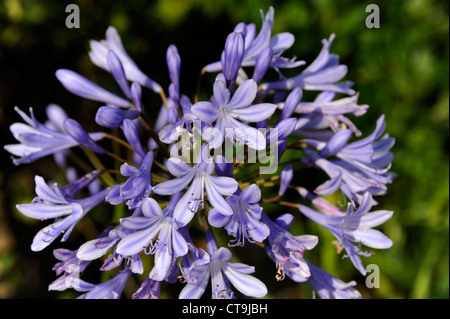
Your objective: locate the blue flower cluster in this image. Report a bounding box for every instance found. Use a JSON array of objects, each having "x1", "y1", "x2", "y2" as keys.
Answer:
[{"x1": 5, "y1": 7, "x2": 395, "y2": 299}]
